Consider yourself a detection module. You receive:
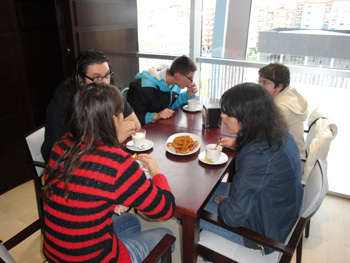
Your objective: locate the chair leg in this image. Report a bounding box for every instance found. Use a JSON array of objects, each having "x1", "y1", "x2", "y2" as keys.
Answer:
[
  {"x1": 296, "y1": 235, "x2": 303, "y2": 263},
  {"x1": 305, "y1": 220, "x2": 310, "y2": 238}
]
